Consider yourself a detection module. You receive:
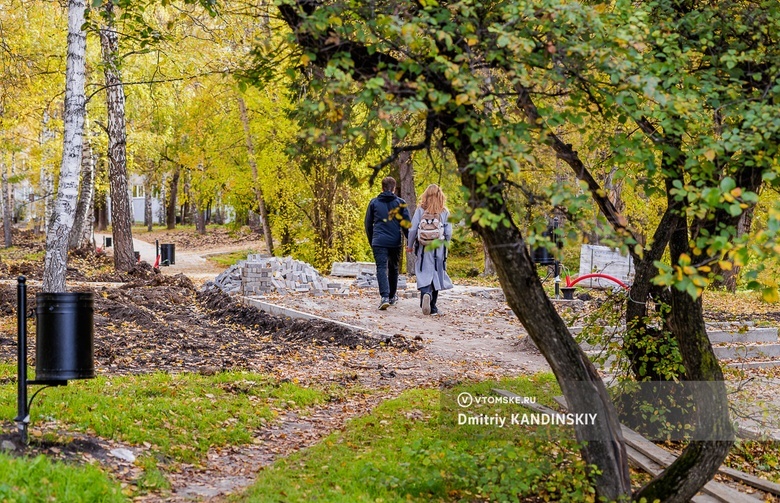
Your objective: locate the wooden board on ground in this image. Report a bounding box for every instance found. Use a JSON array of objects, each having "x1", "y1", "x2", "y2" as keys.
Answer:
[
  {"x1": 551, "y1": 395, "x2": 780, "y2": 498},
  {"x1": 494, "y1": 389, "x2": 769, "y2": 502}
]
